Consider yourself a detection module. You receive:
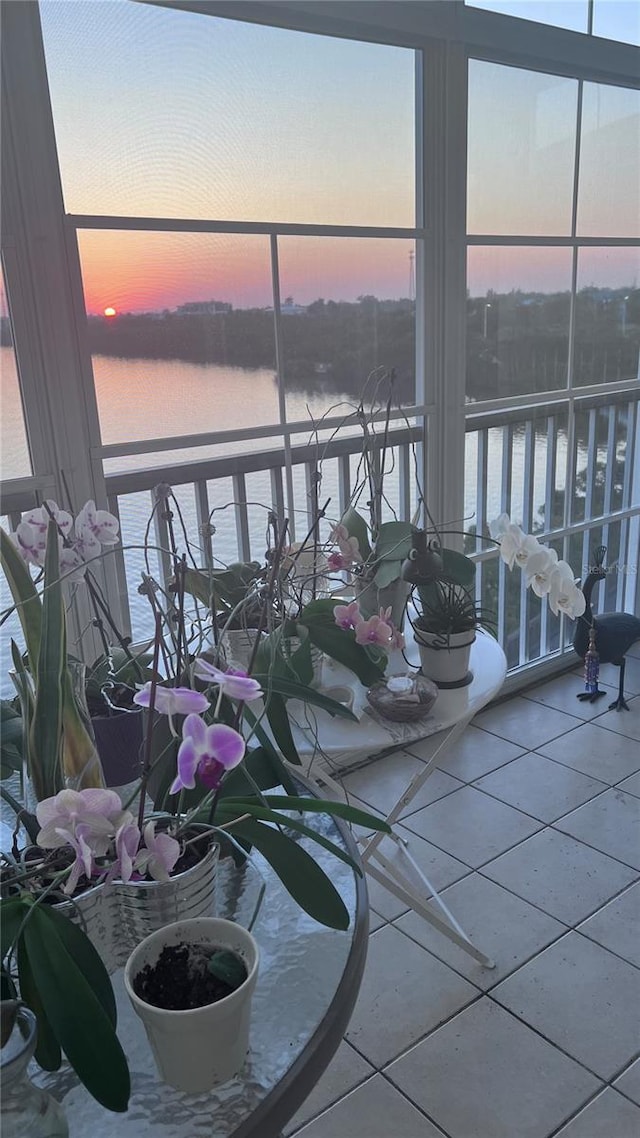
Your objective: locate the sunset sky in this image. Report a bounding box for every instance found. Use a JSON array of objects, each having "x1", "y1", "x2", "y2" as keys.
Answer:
[{"x1": 39, "y1": 1, "x2": 639, "y2": 314}]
